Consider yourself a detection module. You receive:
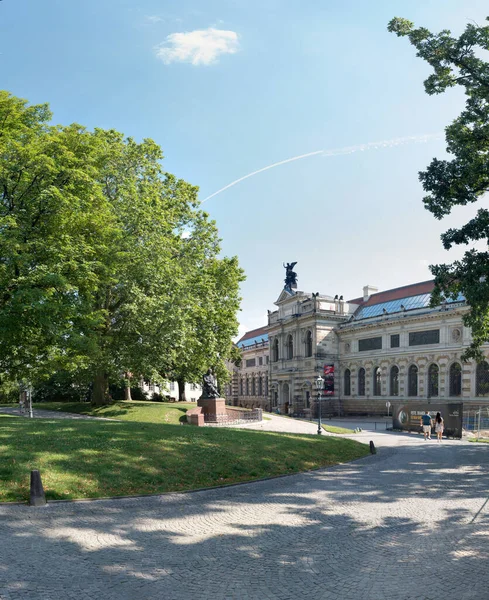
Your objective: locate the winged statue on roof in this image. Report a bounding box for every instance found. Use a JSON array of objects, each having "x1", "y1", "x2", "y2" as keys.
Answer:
[{"x1": 283, "y1": 262, "x2": 298, "y2": 289}]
